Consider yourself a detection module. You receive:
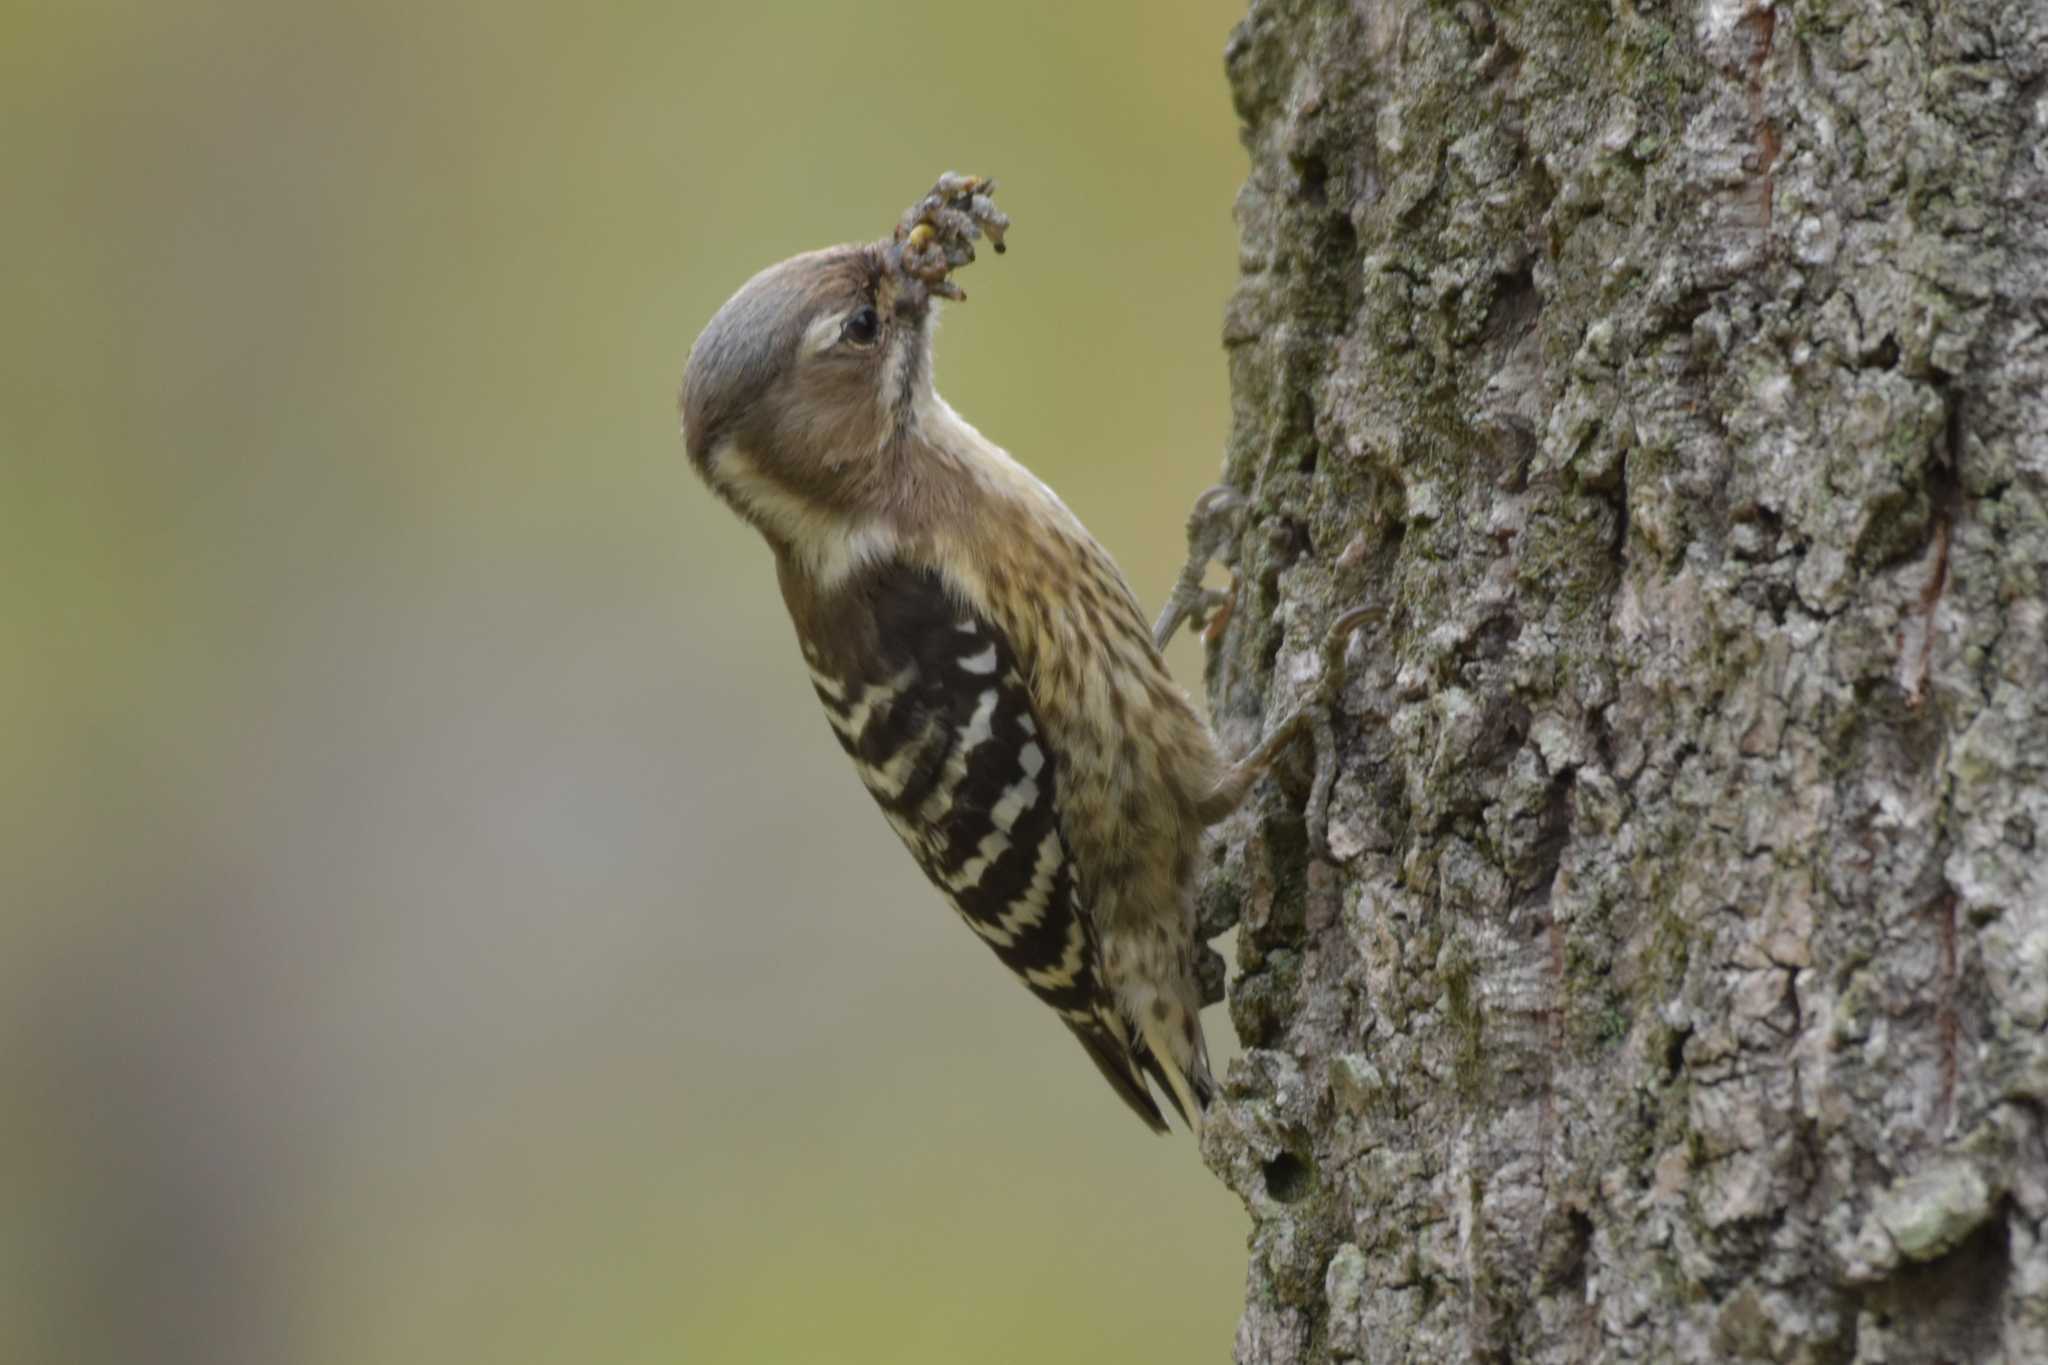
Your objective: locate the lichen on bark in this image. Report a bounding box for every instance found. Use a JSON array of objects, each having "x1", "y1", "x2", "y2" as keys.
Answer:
[{"x1": 1196, "y1": 0, "x2": 2048, "y2": 1359}]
